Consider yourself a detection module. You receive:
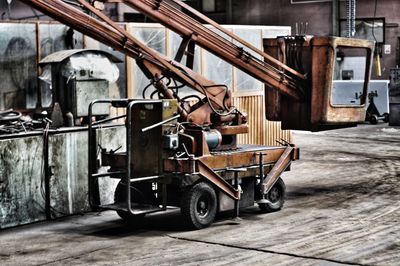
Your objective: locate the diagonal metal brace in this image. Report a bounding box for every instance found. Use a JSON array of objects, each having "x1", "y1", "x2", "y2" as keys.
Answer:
[
  {"x1": 197, "y1": 159, "x2": 240, "y2": 200},
  {"x1": 261, "y1": 146, "x2": 294, "y2": 195}
]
